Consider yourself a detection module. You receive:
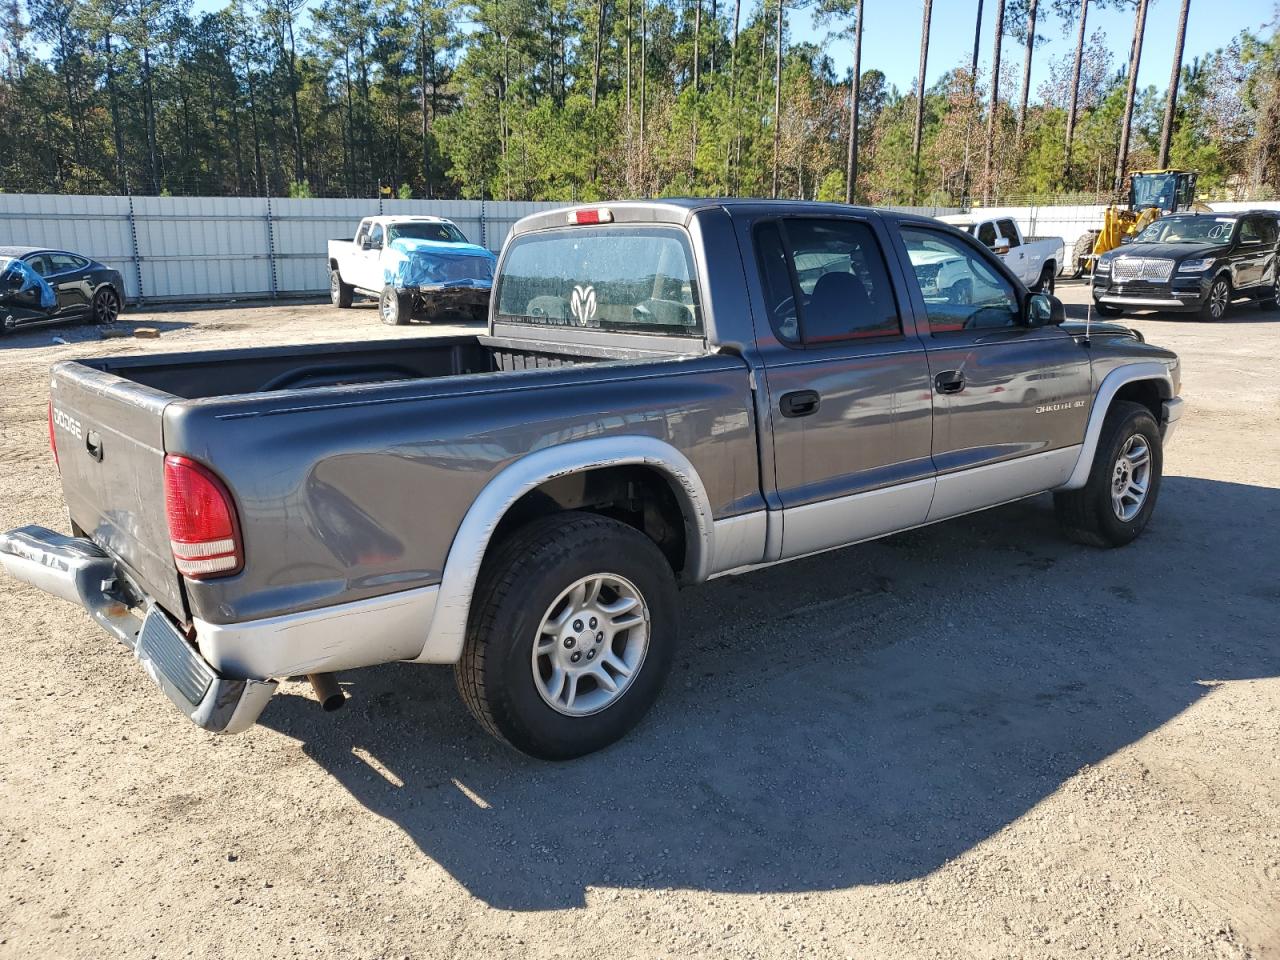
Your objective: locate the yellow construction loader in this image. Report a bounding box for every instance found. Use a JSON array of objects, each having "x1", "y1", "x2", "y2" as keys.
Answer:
[{"x1": 1071, "y1": 170, "x2": 1213, "y2": 277}]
